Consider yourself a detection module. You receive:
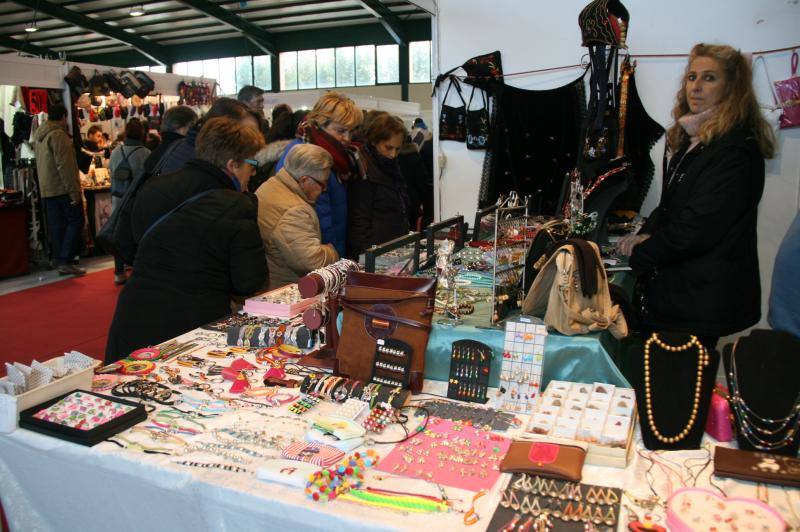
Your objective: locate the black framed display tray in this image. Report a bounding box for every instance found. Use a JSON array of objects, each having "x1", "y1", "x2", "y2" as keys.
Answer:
[{"x1": 18, "y1": 389, "x2": 147, "y2": 446}]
